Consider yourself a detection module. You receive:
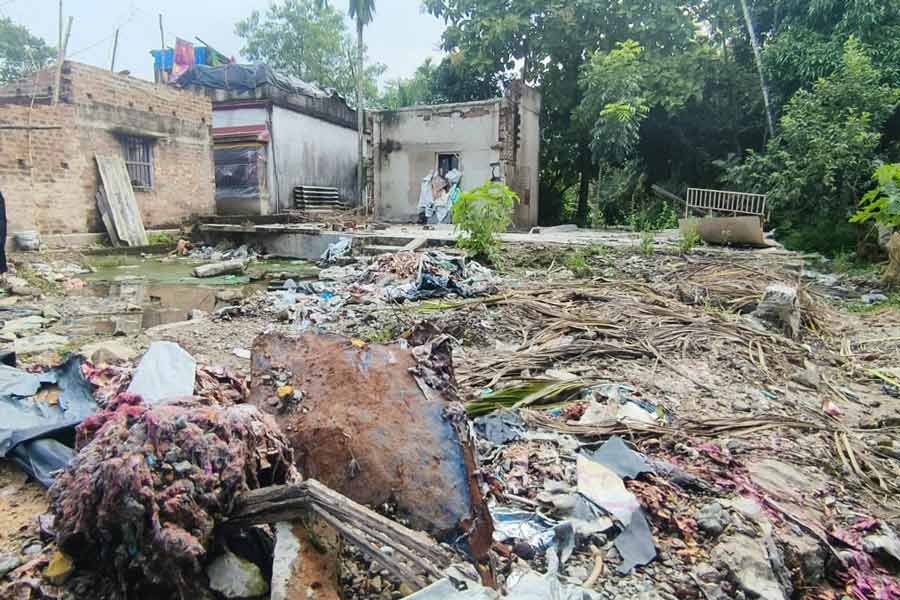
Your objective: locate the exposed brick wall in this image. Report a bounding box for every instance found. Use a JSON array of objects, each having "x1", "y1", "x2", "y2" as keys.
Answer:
[{"x1": 0, "y1": 61, "x2": 214, "y2": 236}]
